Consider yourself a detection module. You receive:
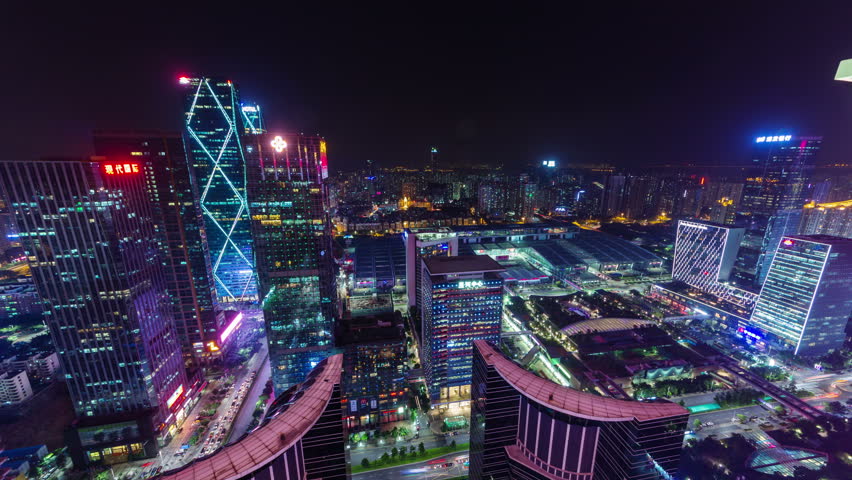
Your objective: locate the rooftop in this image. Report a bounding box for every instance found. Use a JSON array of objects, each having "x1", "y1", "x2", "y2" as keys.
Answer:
[
  {"x1": 423, "y1": 255, "x2": 505, "y2": 275},
  {"x1": 785, "y1": 234, "x2": 852, "y2": 246},
  {"x1": 561, "y1": 317, "x2": 655, "y2": 337},
  {"x1": 475, "y1": 340, "x2": 688, "y2": 422},
  {"x1": 805, "y1": 198, "x2": 852, "y2": 209},
  {"x1": 158, "y1": 354, "x2": 342, "y2": 480}
]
